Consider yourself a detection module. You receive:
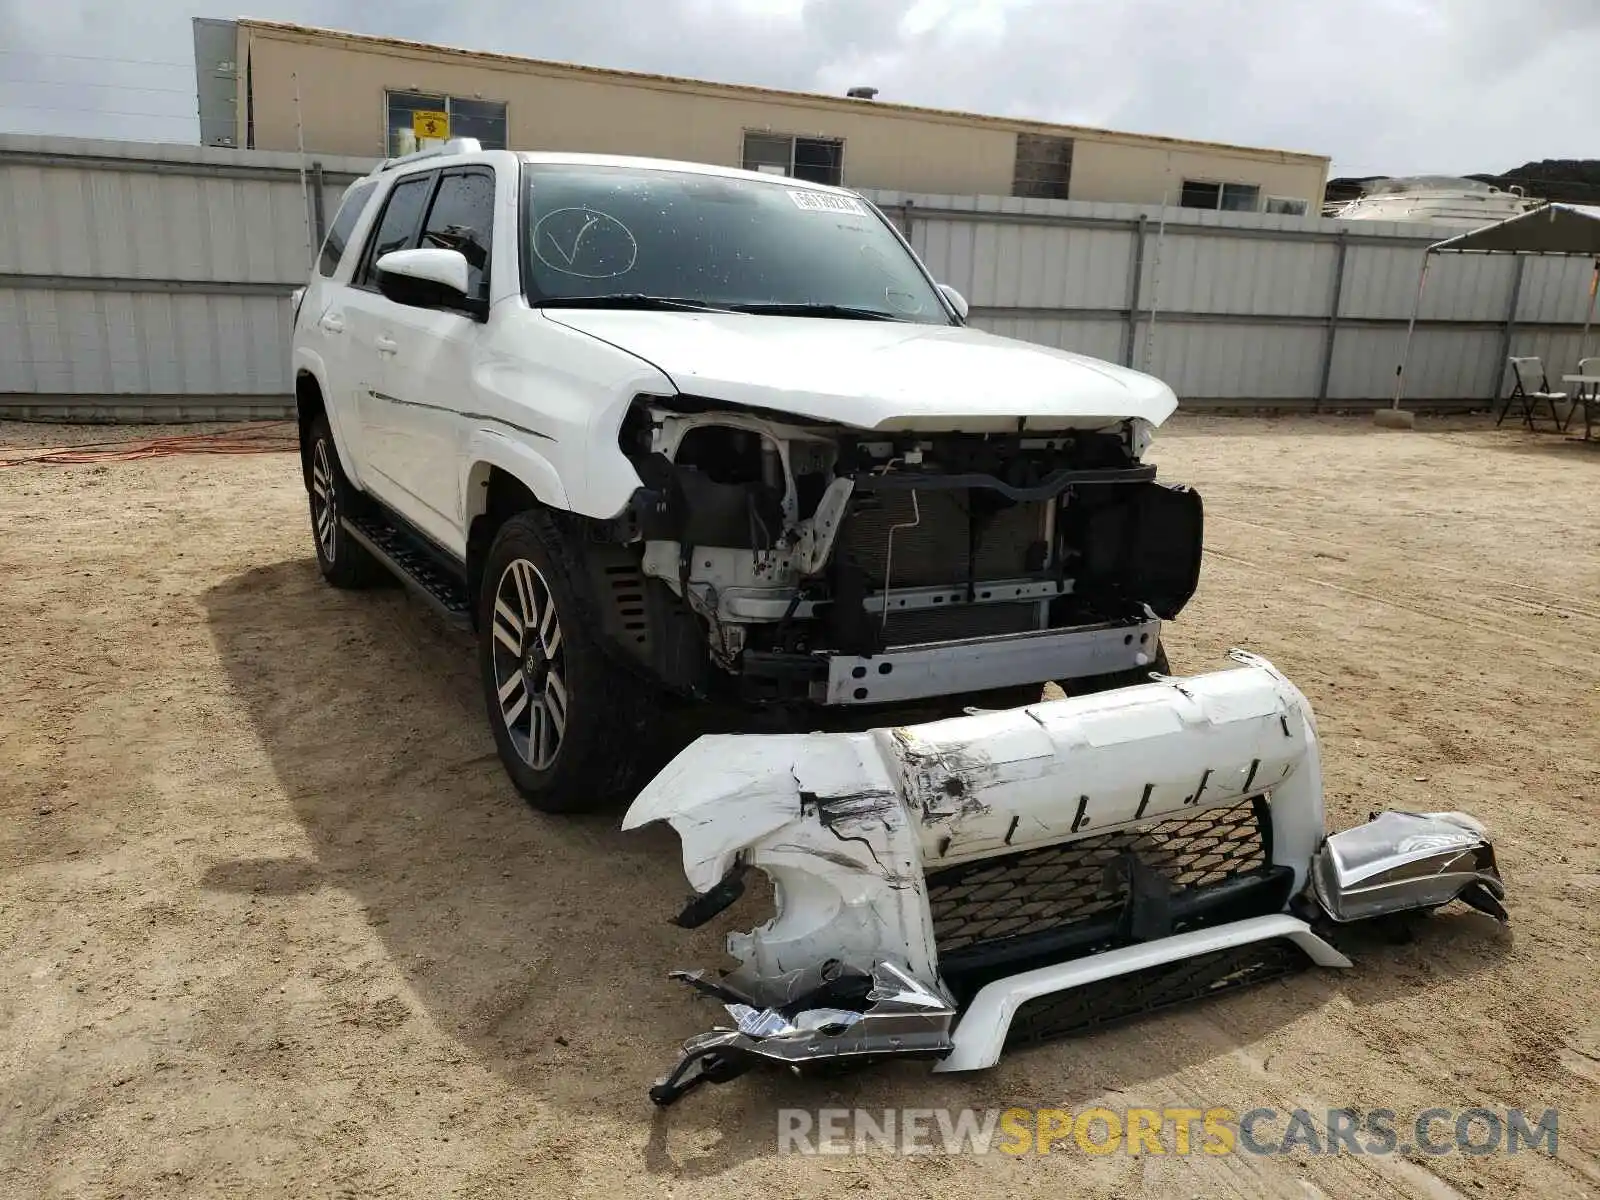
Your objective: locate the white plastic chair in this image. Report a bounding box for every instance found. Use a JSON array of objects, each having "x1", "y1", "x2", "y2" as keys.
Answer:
[
  {"x1": 1569, "y1": 356, "x2": 1600, "y2": 440},
  {"x1": 1498, "y1": 357, "x2": 1567, "y2": 432}
]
